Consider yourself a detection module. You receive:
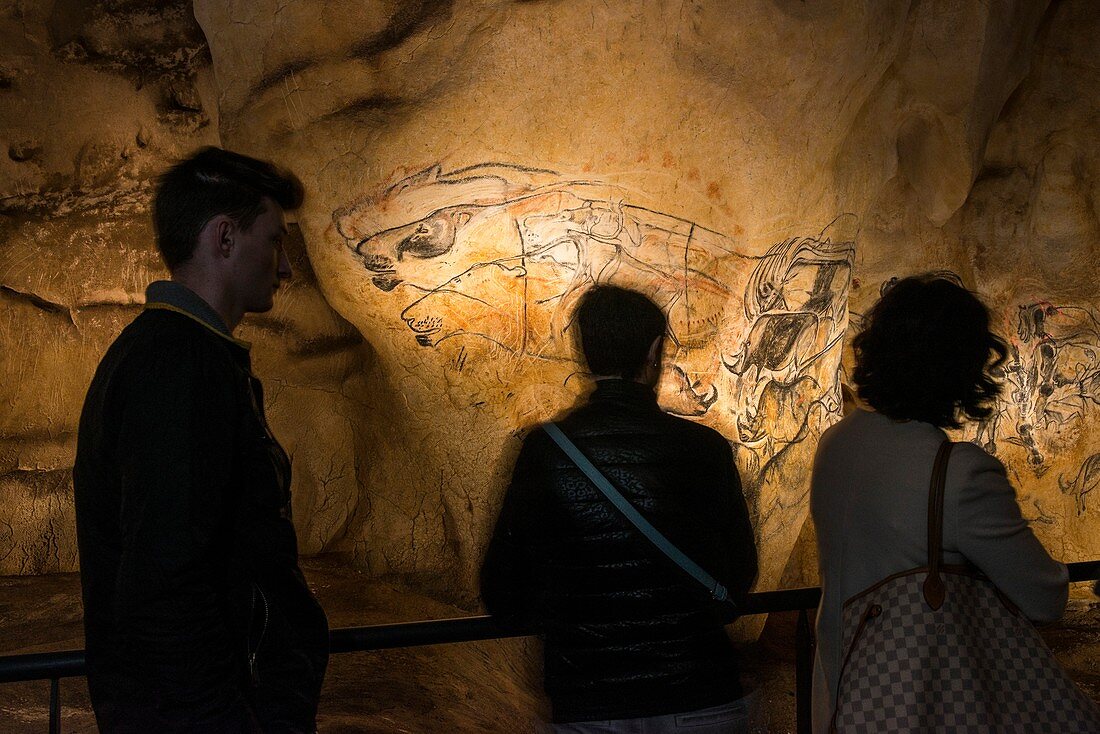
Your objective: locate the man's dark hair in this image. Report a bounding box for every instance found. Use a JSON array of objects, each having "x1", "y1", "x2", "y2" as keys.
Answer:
[
  {"x1": 574, "y1": 285, "x2": 667, "y2": 379},
  {"x1": 153, "y1": 147, "x2": 304, "y2": 270},
  {"x1": 853, "y1": 274, "x2": 1007, "y2": 428}
]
